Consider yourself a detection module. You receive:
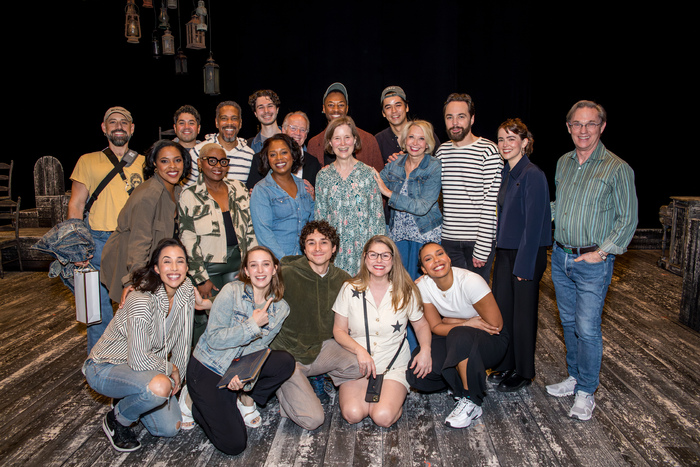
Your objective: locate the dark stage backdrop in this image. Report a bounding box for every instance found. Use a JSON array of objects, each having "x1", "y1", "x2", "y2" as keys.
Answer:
[{"x1": 13, "y1": 1, "x2": 687, "y2": 228}]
